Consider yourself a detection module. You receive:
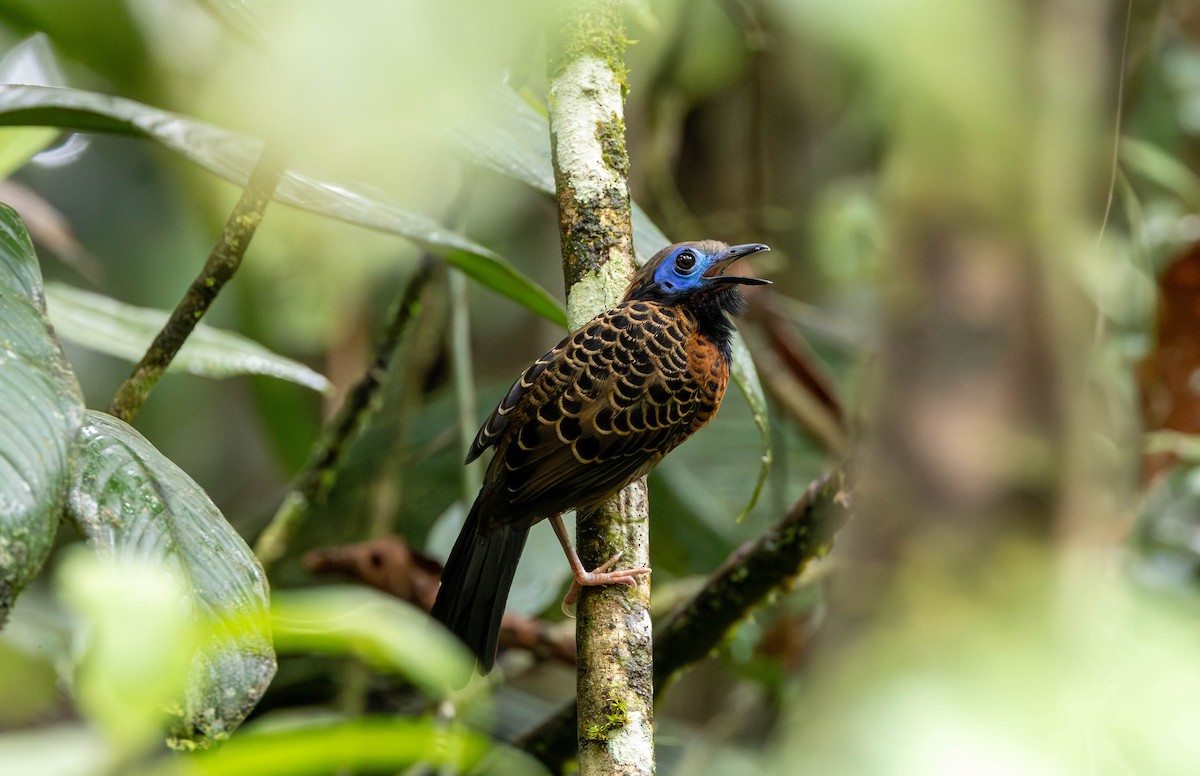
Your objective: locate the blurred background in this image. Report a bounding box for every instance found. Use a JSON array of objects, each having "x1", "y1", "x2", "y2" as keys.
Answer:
[{"x1": 2, "y1": 0, "x2": 1200, "y2": 773}]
